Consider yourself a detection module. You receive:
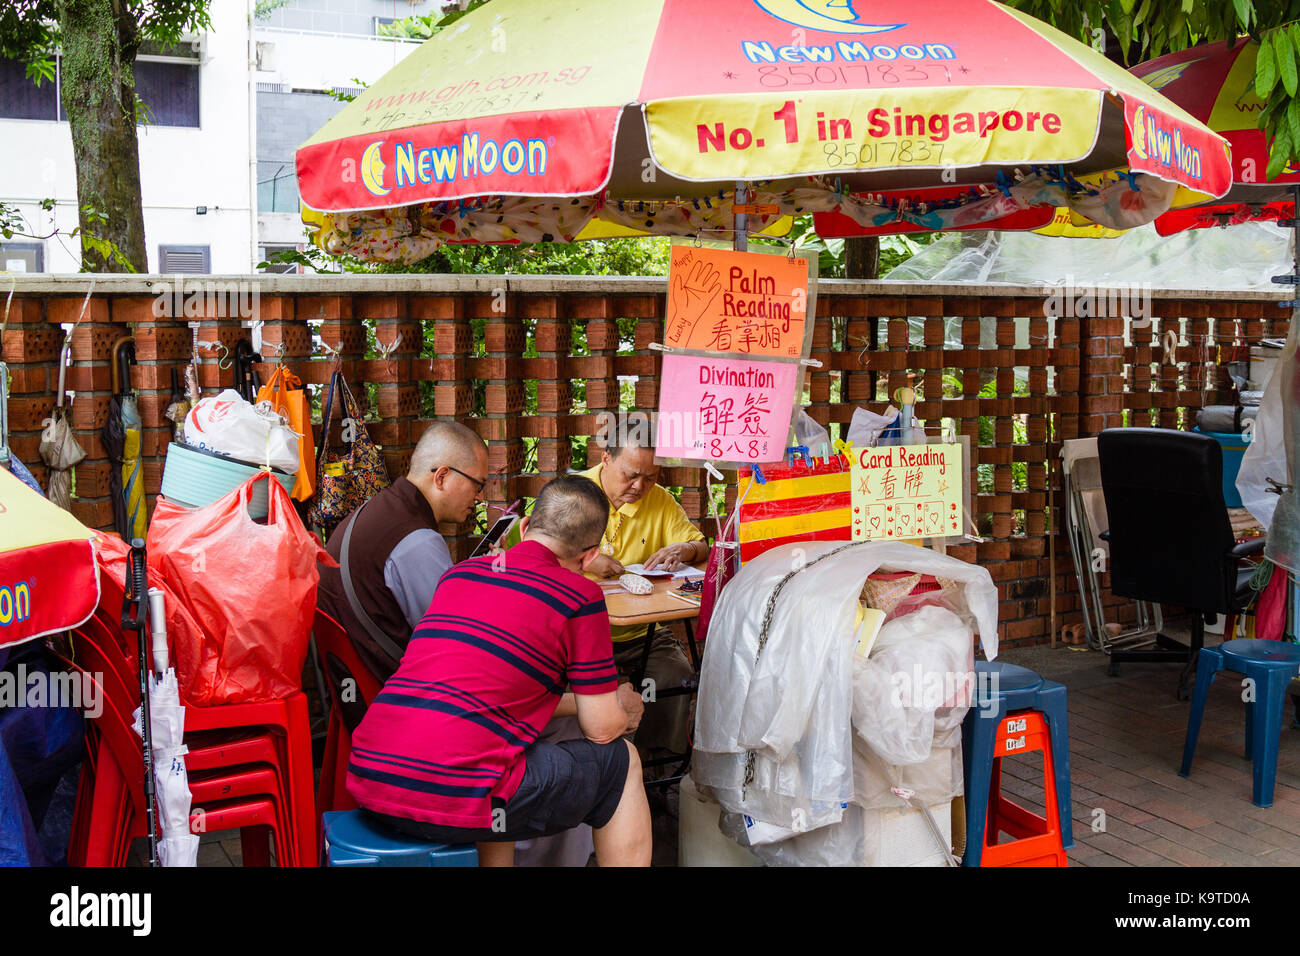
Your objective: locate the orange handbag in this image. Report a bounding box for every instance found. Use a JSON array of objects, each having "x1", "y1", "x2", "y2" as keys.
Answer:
[{"x1": 257, "y1": 366, "x2": 316, "y2": 501}]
